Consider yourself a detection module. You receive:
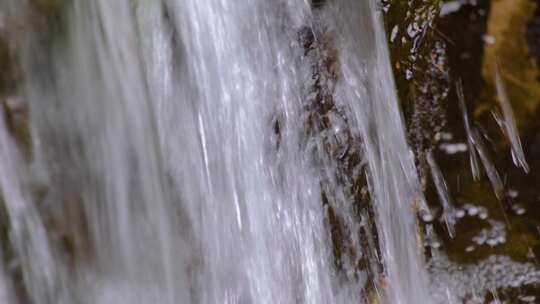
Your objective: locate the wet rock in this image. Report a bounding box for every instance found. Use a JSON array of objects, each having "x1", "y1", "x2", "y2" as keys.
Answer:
[
  {"x1": 384, "y1": 0, "x2": 450, "y2": 184},
  {"x1": 297, "y1": 26, "x2": 315, "y2": 50}
]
